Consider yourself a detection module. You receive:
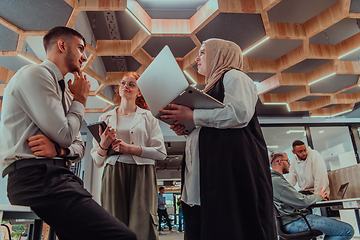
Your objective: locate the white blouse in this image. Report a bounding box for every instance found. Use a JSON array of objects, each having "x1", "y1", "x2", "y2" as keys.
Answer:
[
  {"x1": 91, "y1": 106, "x2": 167, "y2": 167},
  {"x1": 181, "y1": 69, "x2": 258, "y2": 206}
]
